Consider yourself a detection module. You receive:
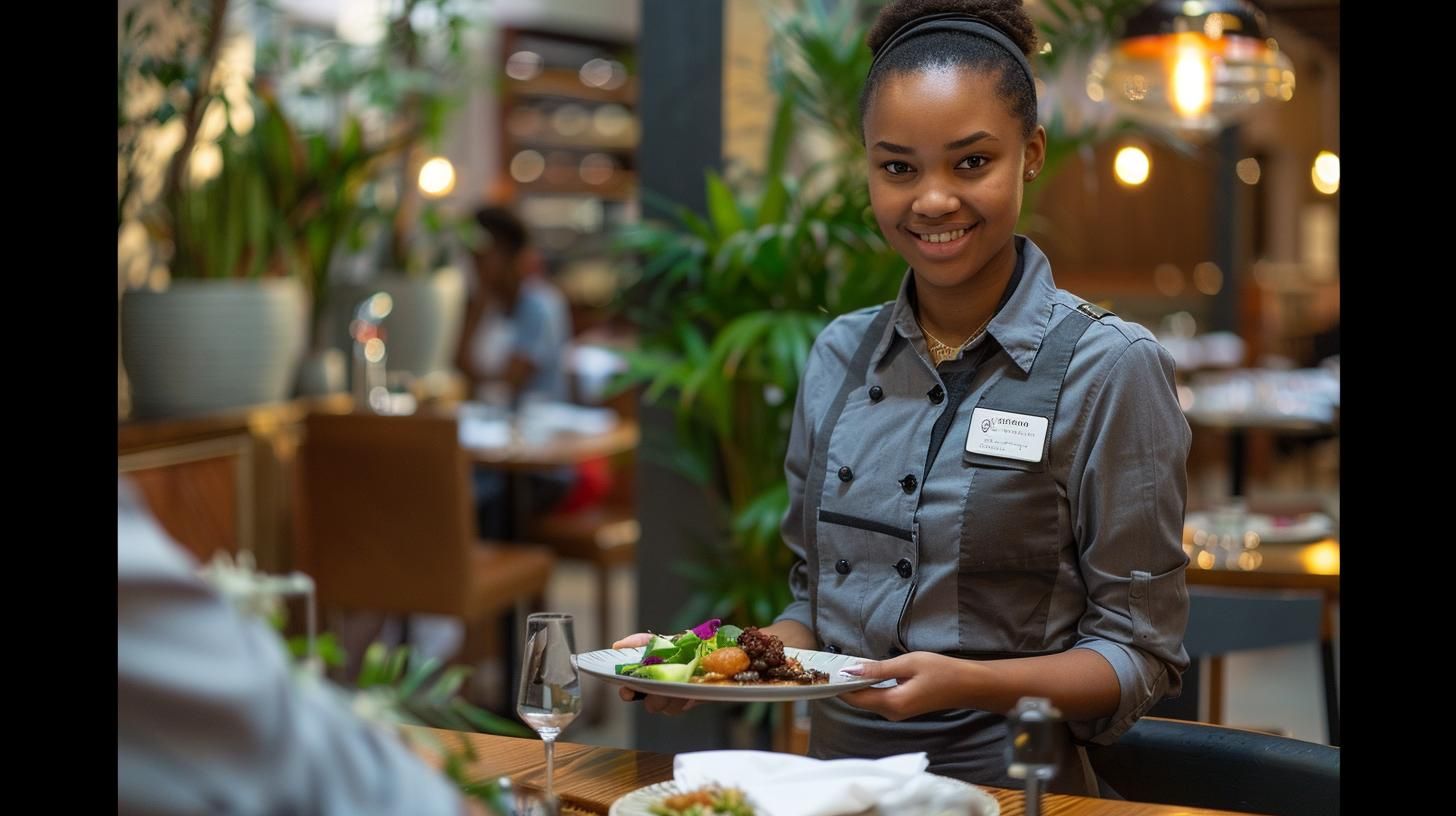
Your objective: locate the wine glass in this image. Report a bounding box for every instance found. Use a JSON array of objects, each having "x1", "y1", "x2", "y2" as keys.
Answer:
[{"x1": 516, "y1": 613, "x2": 581, "y2": 803}]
